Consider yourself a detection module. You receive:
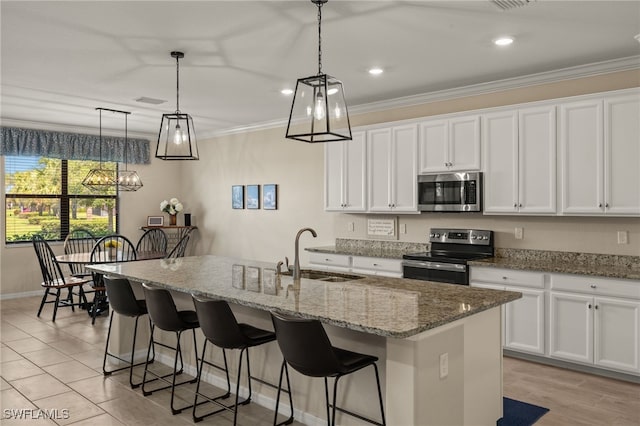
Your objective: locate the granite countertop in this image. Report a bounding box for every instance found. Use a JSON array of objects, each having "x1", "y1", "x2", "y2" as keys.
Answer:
[
  {"x1": 89, "y1": 255, "x2": 520, "y2": 339},
  {"x1": 307, "y1": 238, "x2": 428, "y2": 260},
  {"x1": 469, "y1": 249, "x2": 640, "y2": 281}
]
